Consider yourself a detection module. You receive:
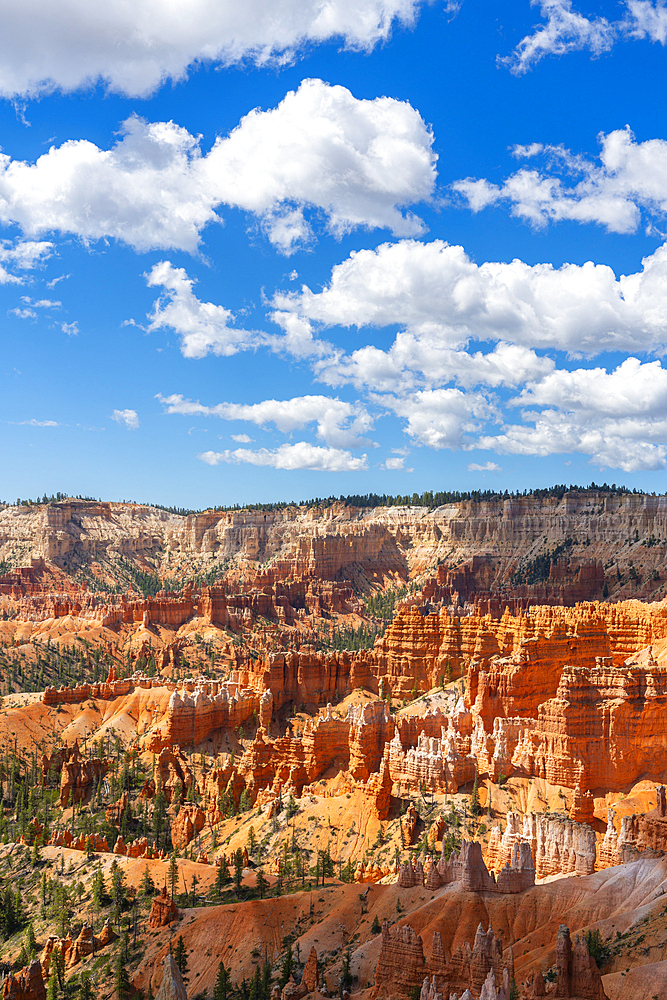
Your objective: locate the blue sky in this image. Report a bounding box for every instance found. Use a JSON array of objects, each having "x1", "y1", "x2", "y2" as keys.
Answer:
[{"x1": 2, "y1": 0, "x2": 667, "y2": 507}]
